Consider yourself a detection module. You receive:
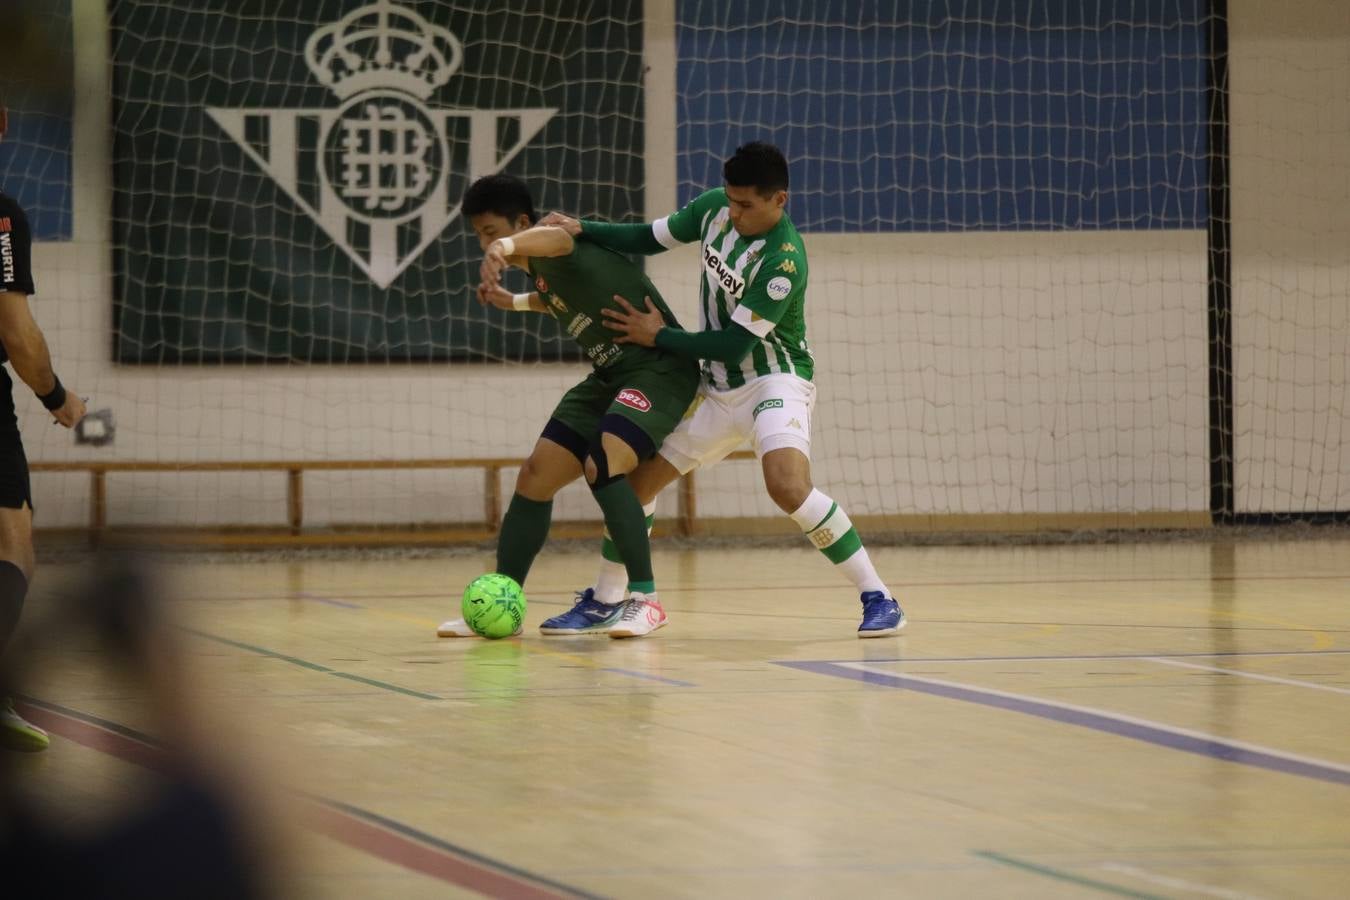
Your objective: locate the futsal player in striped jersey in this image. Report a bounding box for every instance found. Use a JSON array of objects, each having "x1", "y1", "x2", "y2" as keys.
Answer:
[{"x1": 539, "y1": 142, "x2": 905, "y2": 637}]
